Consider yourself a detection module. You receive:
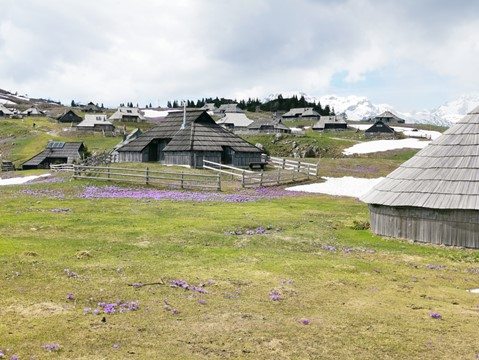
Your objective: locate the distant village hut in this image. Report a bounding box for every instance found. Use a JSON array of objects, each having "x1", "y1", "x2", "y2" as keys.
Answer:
[
  {"x1": 216, "y1": 113, "x2": 254, "y2": 131},
  {"x1": 22, "y1": 141, "x2": 85, "y2": 169},
  {"x1": 0, "y1": 104, "x2": 14, "y2": 117},
  {"x1": 361, "y1": 106, "x2": 479, "y2": 248},
  {"x1": 364, "y1": 120, "x2": 395, "y2": 138},
  {"x1": 57, "y1": 110, "x2": 82, "y2": 124},
  {"x1": 247, "y1": 118, "x2": 291, "y2": 134},
  {"x1": 21, "y1": 106, "x2": 45, "y2": 117},
  {"x1": 76, "y1": 114, "x2": 115, "y2": 133},
  {"x1": 117, "y1": 109, "x2": 261, "y2": 168},
  {"x1": 81, "y1": 102, "x2": 102, "y2": 113},
  {"x1": 374, "y1": 110, "x2": 405, "y2": 123},
  {"x1": 312, "y1": 115, "x2": 348, "y2": 131},
  {"x1": 109, "y1": 107, "x2": 145, "y2": 122},
  {"x1": 282, "y1": 107, "x2": 320, "y2": 120}
]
